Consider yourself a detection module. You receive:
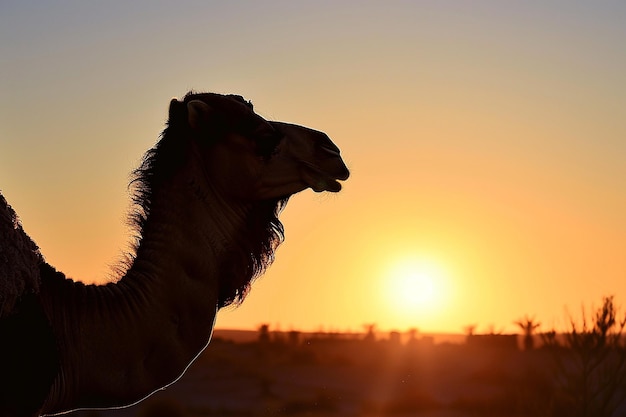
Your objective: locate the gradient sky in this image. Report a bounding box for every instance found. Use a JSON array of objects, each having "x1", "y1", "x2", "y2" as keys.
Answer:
[{"x1": 1, "y1": 1, "x2": 625, "y2": 334}]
